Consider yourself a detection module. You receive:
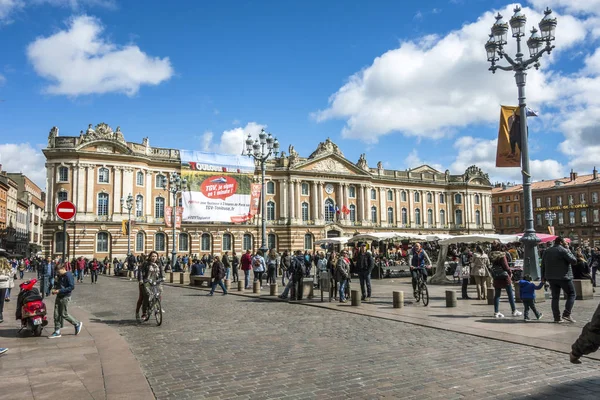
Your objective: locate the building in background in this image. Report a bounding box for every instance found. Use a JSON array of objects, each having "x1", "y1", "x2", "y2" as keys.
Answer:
[
  {"x1": 492, "y1": 168, "x2": 600, "y2": 246},
  {"x1": 43, "y1": 123, "x2": 494, "y2": 260},
  {"x1": 0, "y1": 175, "x2": 7, "y2": 231},
  {"x1": 7, "y1": 173, "x2": 45, "y2": 256},
  {"x1": 0, "y1": 168, "x2": 19, "y2": 253}
]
